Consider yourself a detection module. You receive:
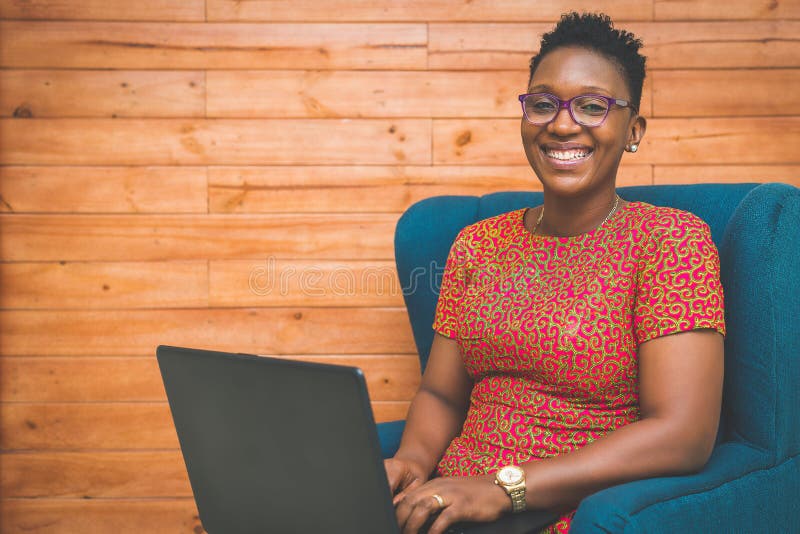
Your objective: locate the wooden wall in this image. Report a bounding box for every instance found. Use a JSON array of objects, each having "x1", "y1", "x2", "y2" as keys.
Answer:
[{"x1": 1, "y1": 0, "x2": 798, "y2": 532}]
